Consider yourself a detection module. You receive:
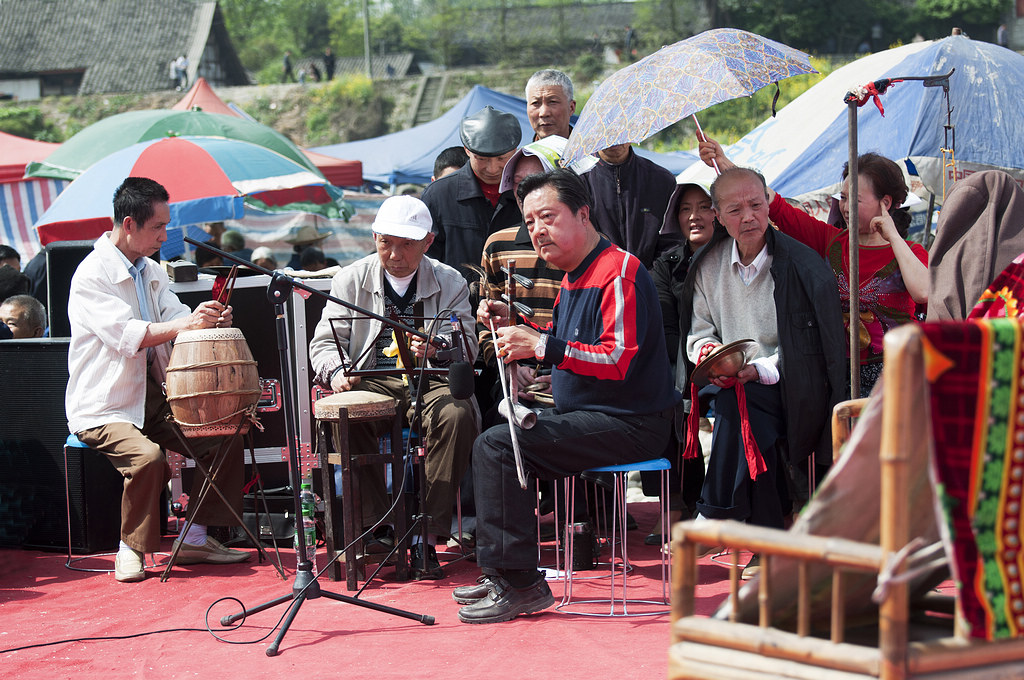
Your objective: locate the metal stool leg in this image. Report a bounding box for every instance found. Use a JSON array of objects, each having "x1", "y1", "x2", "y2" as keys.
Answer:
[{"x1": 557, "y1": 459, "x2": 672, "y2": 617}]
